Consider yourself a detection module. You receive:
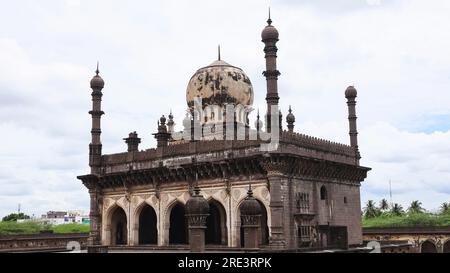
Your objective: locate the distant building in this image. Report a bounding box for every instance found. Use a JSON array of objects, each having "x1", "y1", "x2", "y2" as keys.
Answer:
[
  {"x1": 18, "y1": 210, "x2": 90, "y2": 225},
  {"x1": 46, "y1": 211, "x2": 67, "y2": 219}
]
